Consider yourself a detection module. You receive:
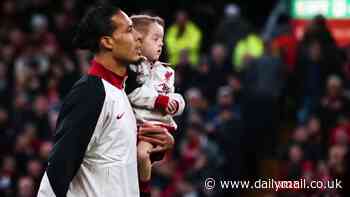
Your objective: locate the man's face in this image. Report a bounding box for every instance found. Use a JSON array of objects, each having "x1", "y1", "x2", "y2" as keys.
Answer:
[
  {"x1": 211, "y1": 44, "x2": 226, "y2": 64},
  {"x1": 107, "y1": 10, "x2": 142, "y2": 64},
  {"x1": 327, "y1": 78, "x2": 342, "y2": 97}
]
